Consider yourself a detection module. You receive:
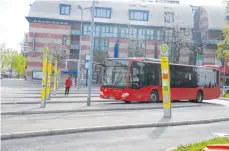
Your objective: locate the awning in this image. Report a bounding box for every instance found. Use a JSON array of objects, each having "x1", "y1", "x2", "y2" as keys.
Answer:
[{"x1": 61, "y1": 70, "x2": 78, "y2": 74}]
